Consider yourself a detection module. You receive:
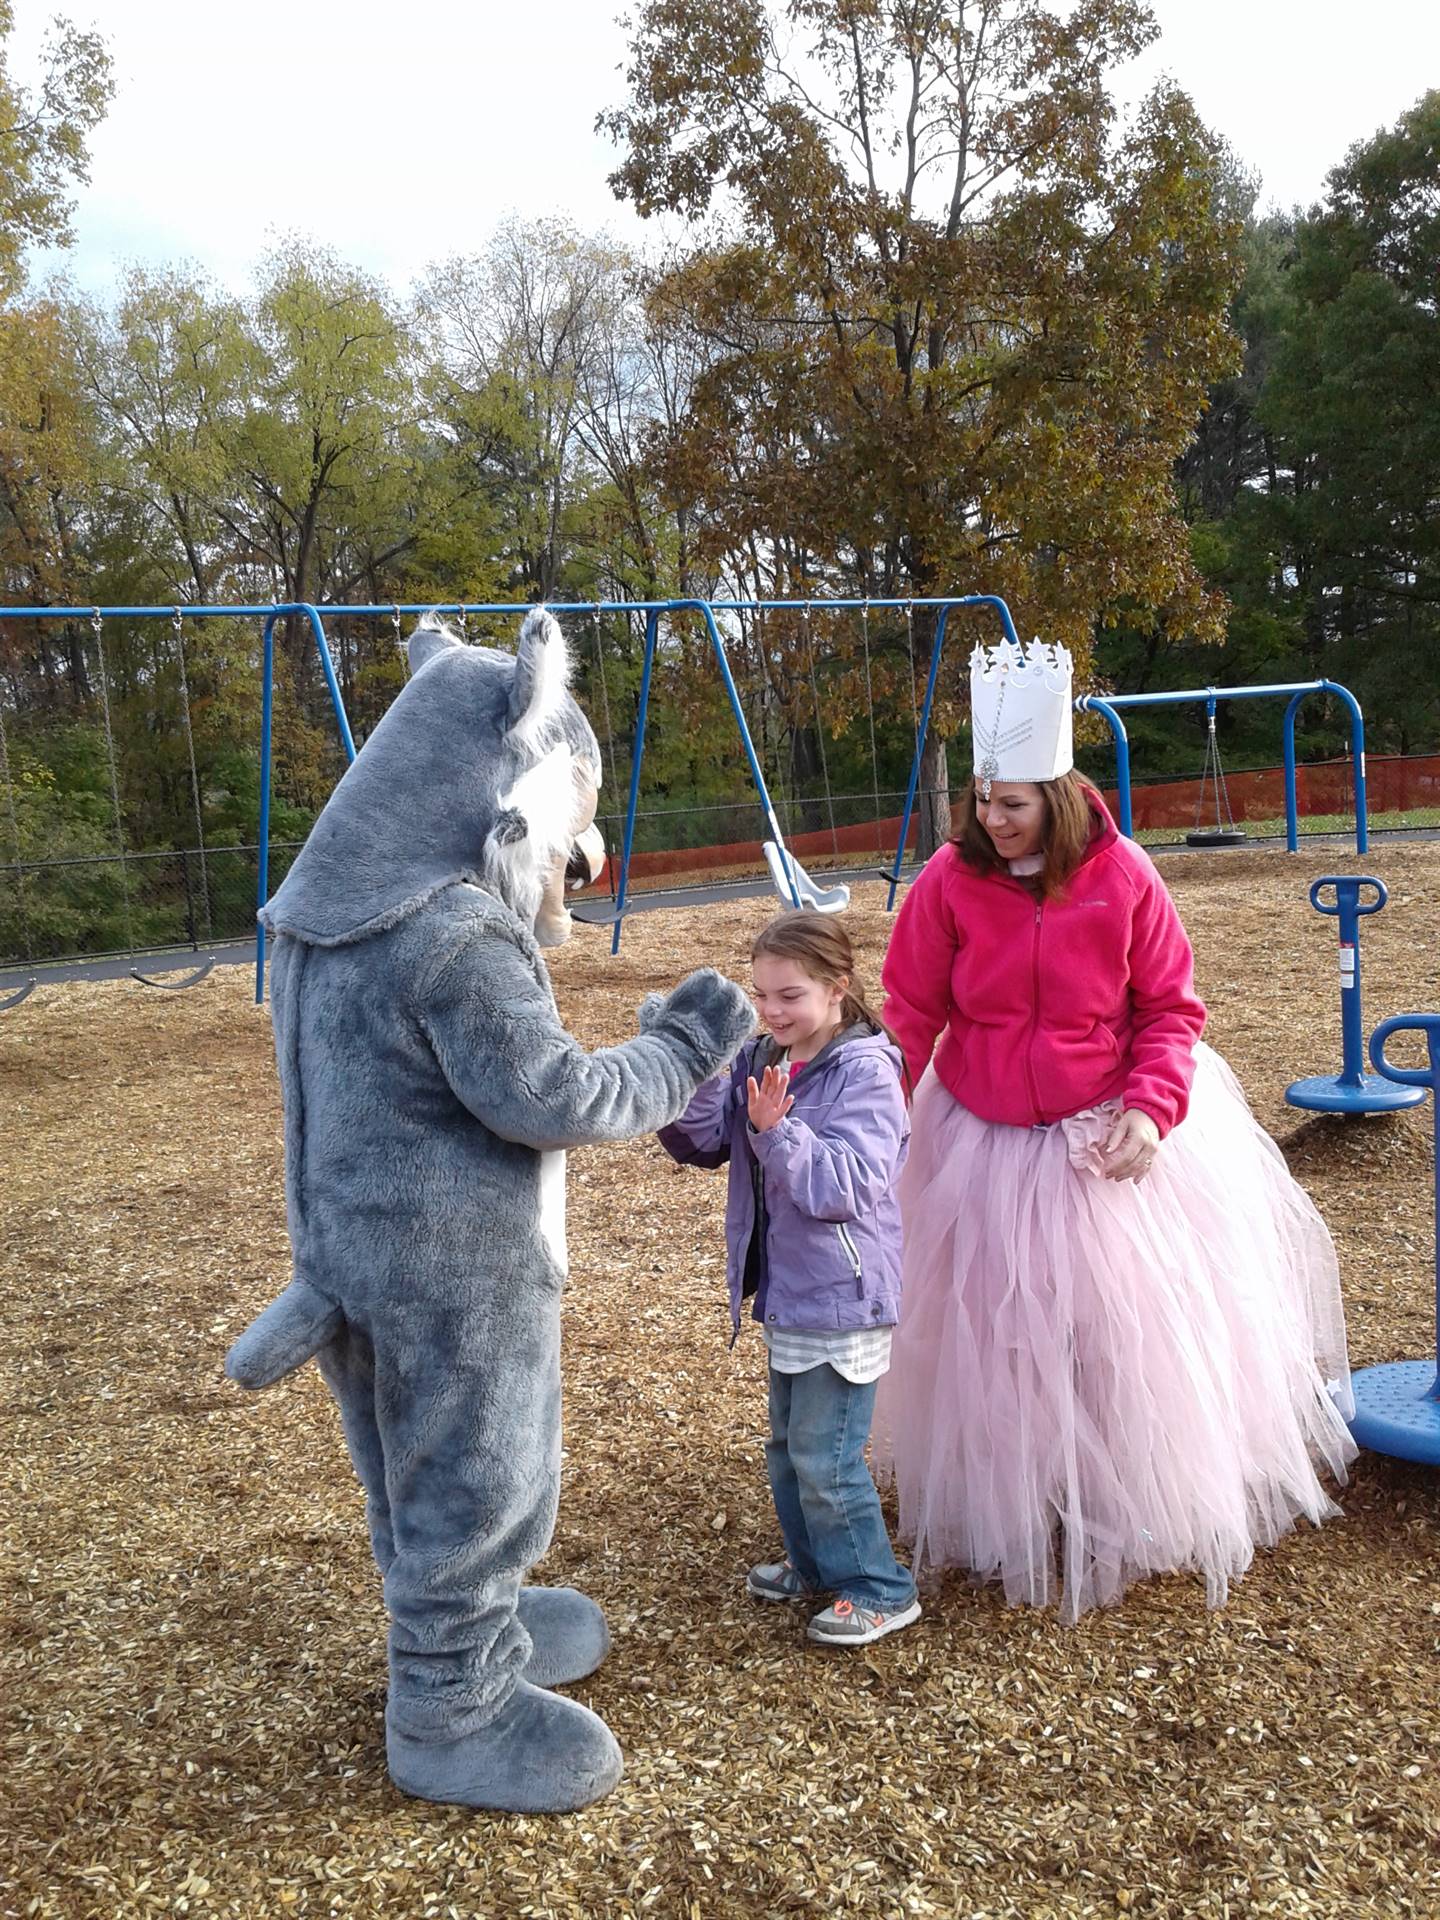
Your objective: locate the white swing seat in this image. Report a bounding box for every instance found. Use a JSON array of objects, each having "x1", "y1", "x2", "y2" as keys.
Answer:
[{"x1": 763, "y1": 840, "x2": 850, "y2": 914}]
